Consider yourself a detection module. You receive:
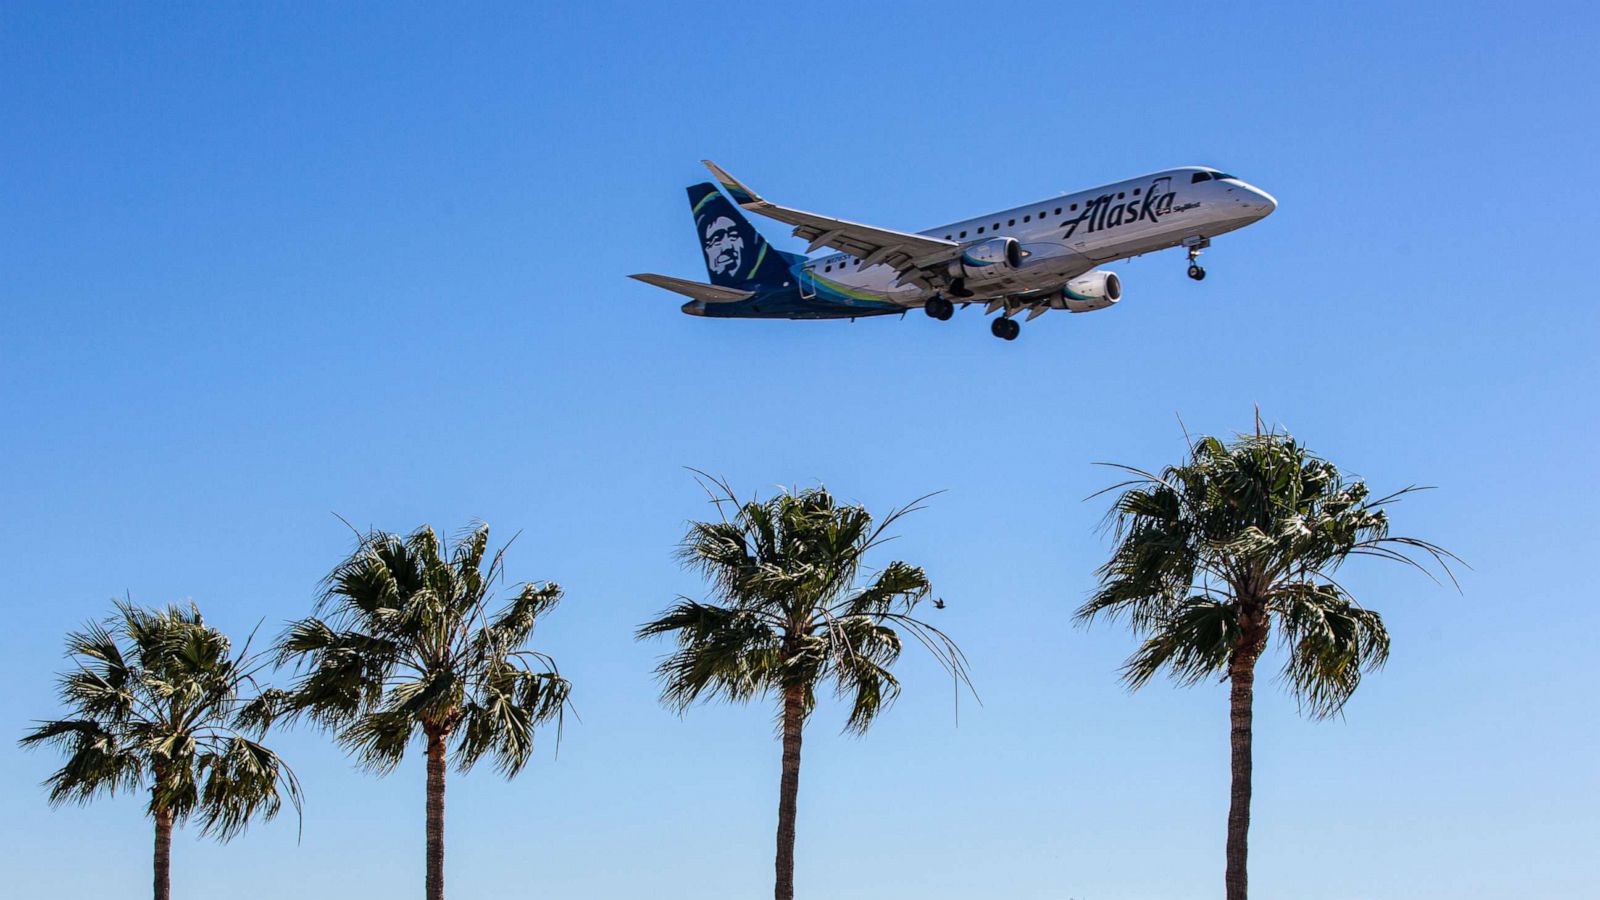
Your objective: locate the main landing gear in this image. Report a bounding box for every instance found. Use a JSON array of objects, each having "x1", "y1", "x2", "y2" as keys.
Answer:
[
  {"x1": 990, "y1": 316, "x2": 1020, "y2": 341},
  {"x1": 925, "y1": 288, "x2": 1021, "y2": 341}
]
